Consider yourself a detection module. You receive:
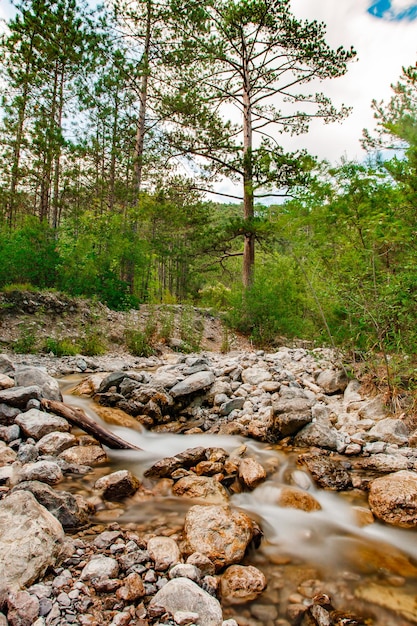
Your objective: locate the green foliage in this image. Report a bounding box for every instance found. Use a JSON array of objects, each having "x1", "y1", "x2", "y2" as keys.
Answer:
[
  {"x1": 125, "y1": 328, "x2": 154, "y2": 357},
  {"x1": 13, "y1": 321, "x2": 38, "y2": 353},
  {"x1": 0, "y1": 218, "x2": 59, "y2": 289},
  {"x1": 224, "y1": 256, "x2": 320, "y2": 346},
  {"x1": 1, "y1": 283, "x2": 38, "y2": 293},
  {"x1": 80, "y1": 328, "x2": 107, "y2": 356},
  {"x1": 158, "y1": 308, "x2": 175, "y2": 342},
  {"x1": 44, "y1": 337, "x2": 79, "y2": 356},
  {"x1": 179, "y1": 306, "x2": 203, "y2": 353}
]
